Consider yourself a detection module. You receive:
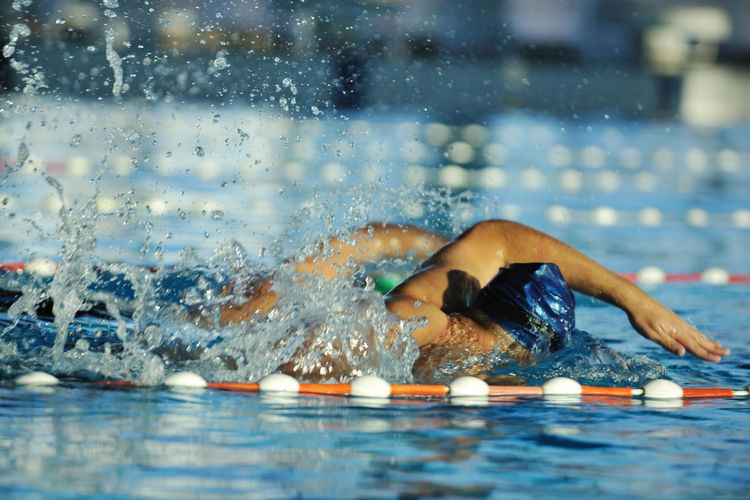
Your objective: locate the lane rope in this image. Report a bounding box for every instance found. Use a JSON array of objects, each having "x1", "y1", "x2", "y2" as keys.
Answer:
[
  {"x1": 12, "y1": 372, "x2": 750, "y2": 402},
  {"x1": 4, "y1": 261, "x2": 749, "y2": 285},
  {"x1": 3, "y1": 191, "x2": 748, "y2": 230}
]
